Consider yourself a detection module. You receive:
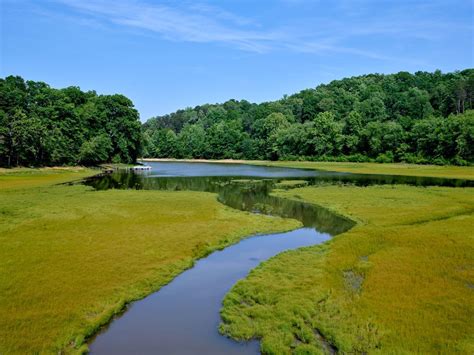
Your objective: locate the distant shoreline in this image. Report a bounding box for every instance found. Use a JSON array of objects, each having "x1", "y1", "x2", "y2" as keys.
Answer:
[{"x1": 140, "y1": 158, "x2": 252, "y2": 164}]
